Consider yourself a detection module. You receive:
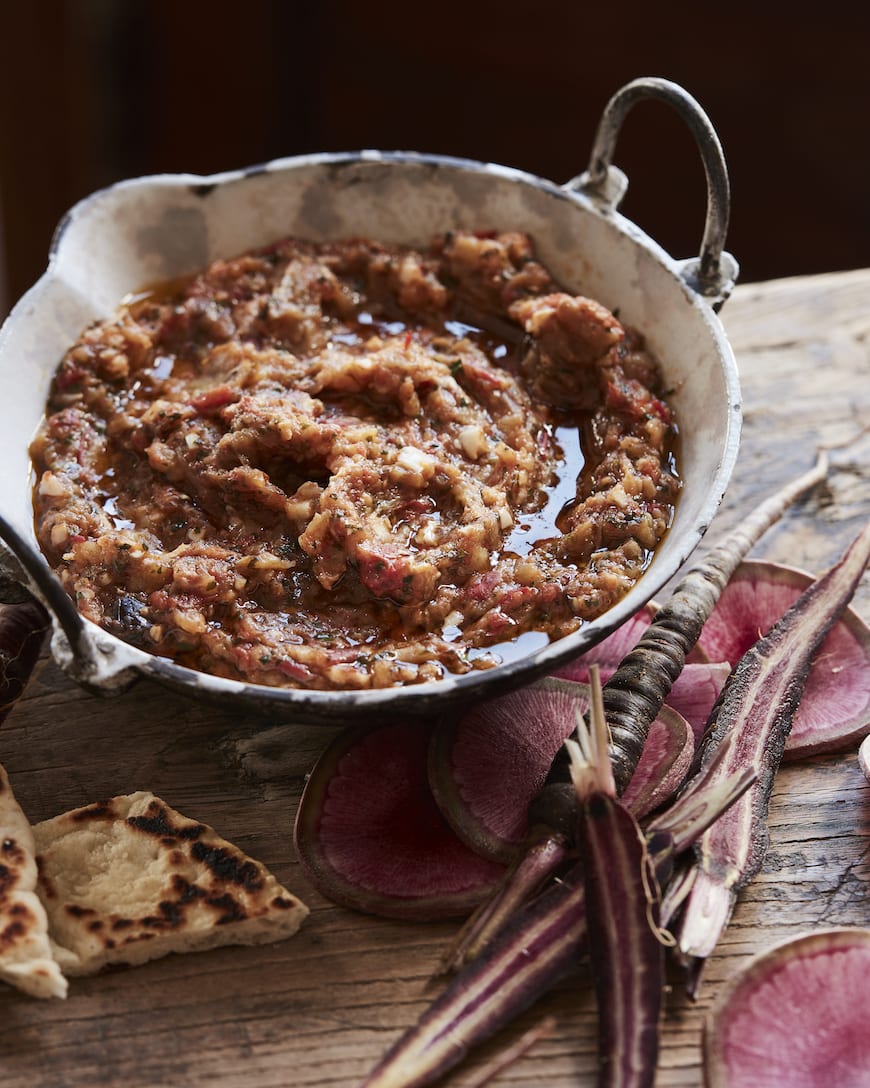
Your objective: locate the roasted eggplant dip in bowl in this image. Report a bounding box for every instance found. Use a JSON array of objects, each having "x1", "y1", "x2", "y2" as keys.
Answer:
[
  {"x1": 0, "y1": 79, "x2": 741, "y2": 722},
  {"x1": 30, "y1": 231, "x2": 681, "y2": 691}
]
